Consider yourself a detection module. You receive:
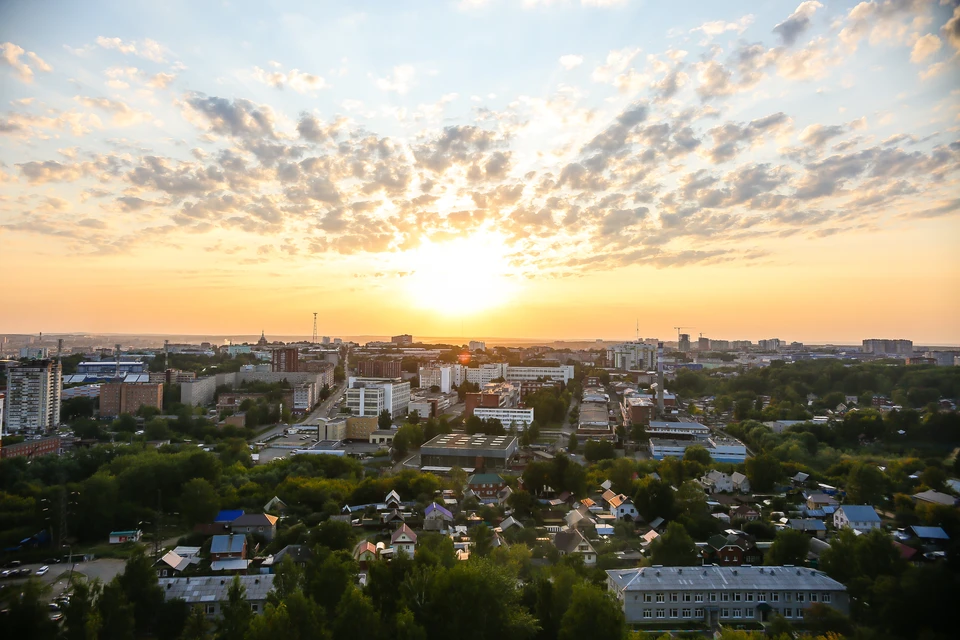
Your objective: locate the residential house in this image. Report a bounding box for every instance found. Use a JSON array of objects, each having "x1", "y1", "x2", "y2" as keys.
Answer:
[
  {"x1": 497, "y1": 485, "x2": 514, "y2": 506},
  {"x1": 833, "y1": 505, "x2": 881, "y2": 532},
  {"x1": 263, "y1": 496, "x2": 288, "y2": 514},
  {"x1": 912, "y1": 490, "x2": 958, "y2": 507},
  {"x1": 155, "y1": 550, "x2": 199, "y2": 578},
  {"x1": 731, "y1": 472, "x2": 750, "y2": 493},
  {"x1": 391, "y1": 523, "x2": 418, "y2": 556},
  {"x1": 159, "y1": 575, "x2": 274, "y2": 618},
  {"x1": 231, "y1": 513, "x2": 279, "y2": 541},
  {"x1": 609, "y1": 494, "x2": 639, "y2": 520},
  {"x1": 730, "y1": 504, "x2": 761, "y2": 522},
  {"x1": 467, "y1": 473, "x2": 507, "y2": 500},
  {"x1": 353, "y1": 540, "x2": 378, "y2": 569},
  {"x1": 702, "y1": 533, "x2": 764, "y2": 566},
  {"x1": 606, "y1": 565, "x2": 849, "y2": 625},
  {"x1": 423, "y1": 502, "x2": 454, "y2": 531},
  {"x1": 553, "y1": 529, "x2": 597, "y2": 565},
  {"x1": 700, "y1": 471, "x2": 734, "y2": 494},
  {"x1": 788, "y1": 519, "x2": 827, "y2": 539},
  {"x1": 640, "y1": 530, "x2": 660, "y2": 547},
  {"x1": 210, "y1": 534, "x2": 247, "y2": 561},
  {"x1": 805, "y1": 493, "x2": 839, "y2": 511},
  {"x1": 910, "y1": 526, "x2": 949, "y2": 543},
  {"x1": 565, "y1": 506, "x2": 593, "y2": 530},
  {"x1": 499, "y1": 516, "x2": 523, "y2": 531},
  {"x1": 385, "y1": 490, "x2": 402, "y2": 510},
  {"x1": 601, "y1": 488, "x2": 617, "y2": 505},
  {"x1": 792, "y1": 472, "x2": 810, "y2": 486},
  {"x1": 260, "y1": 545, "x2": 313, "y2": 574}
]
